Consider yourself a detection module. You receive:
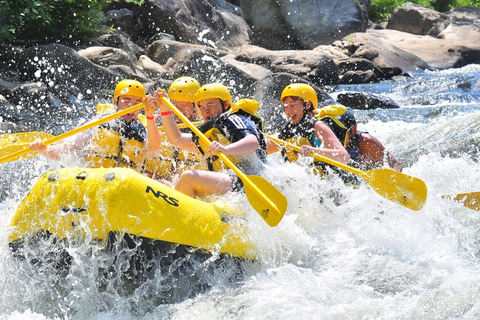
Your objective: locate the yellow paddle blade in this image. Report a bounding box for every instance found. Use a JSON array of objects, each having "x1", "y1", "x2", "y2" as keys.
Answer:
[
  {"x1": 243, "y1": 175, "x2": 287, "y2": 227},
  {"x1": 362, "y1": 168, "x2": 427, "y2": 211},
  {"x1": 0, "y1": 132, "x2": 55, "y2": 148},
  {"x1": 442, "y1": 192, "x2": 480, "y2": 211},
  {"x1": 0, "y1": 132, "x2": 56, "y2": 161},
  {"x1": 0, "y1": 143, "x2": 36, "y2": 160}
]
